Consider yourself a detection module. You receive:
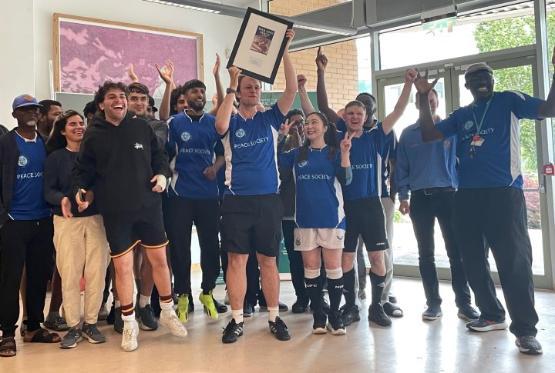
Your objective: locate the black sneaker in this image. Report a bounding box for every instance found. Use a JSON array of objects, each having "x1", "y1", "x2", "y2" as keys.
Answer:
[
  {"x1": 243, "y1": 303, "x2": 255, "y2": 318},
  {"x1": 137, "y1": 305, "x2": 158, "y2": 331},
  {"x1": 291, "y1": 297, "x2": 309, "y2": 314},
  {"x1": 81, "y1": 323, "x2": 106, "y2": 344},
  {"x1": 457, "y1": 304, "x2": 480, "y2": 321},
  {"x1": 368, "y1": 304, "x2": 392, "y2": 327},
  {"x1": 114, "y1": 307, "x2": 123, "y2": 334},
  {"x1": 60, "y1": 327, "x2": 82, "y2": 349},
  {"x1": 389, "y1": 295, "x2": 397, "y2": 304},
  {"x1": 213, "y1": 297, "x2": 228, "y2": 314},
  {"x1": 327, "y1": 311, "x2": 346, "y2": 336},
  {"x1": 312, "y1": 312, "x2": 327, "y2": 334},
  {"x1": 222, "y1": 319, "x2": 244, "y2": 344},
  {"x1": 515, "y1": 336, "x2": 543, "y2": 355},
  {"x1": 44, "y1": 314, "x2": 69, "y2": 332},
  {"x1": 466, "y1": 318, "x2": 507, "y2": 332},
  {"x1": 340, "y1": 304, "x2": 360, "y2": 326},
  {"x1": 269, "y1": 317, "x2": 291, "y2": 341},
  {"x1": 383, "y1": 302, "x2": 403, "y2": 318},
  {"x1": 422, "y1": 305, "x2": 442, "y2": 321}
]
